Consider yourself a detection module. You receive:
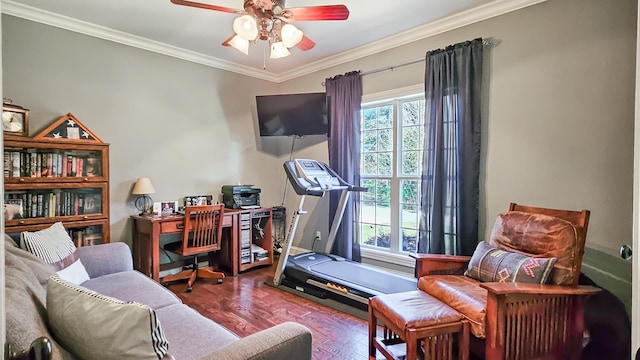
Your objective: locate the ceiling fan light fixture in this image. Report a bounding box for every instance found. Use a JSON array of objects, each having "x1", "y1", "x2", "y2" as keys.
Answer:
[
  {"x1": 270, "y1": 41, "x2": 290, "y2": 59},
  {"x1": 281, "y1": 24, "x2": 303, "y2": 48},
  {"x1": 228, "y1": 35, "x2": 250, "y2": 55},
  {"x1": 232, "y1": 14, "x2": 258, "y2": 40}
]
